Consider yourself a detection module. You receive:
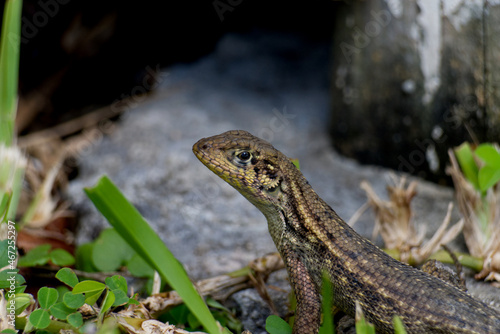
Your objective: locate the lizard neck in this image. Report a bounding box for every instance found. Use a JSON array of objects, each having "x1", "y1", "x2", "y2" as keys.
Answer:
[
  {"x1": 265, "y1": 159, "x2": 369, "y2": 262},
  {"x1": 262, "y1": 159, "x2": 343, "y2": 250}
]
